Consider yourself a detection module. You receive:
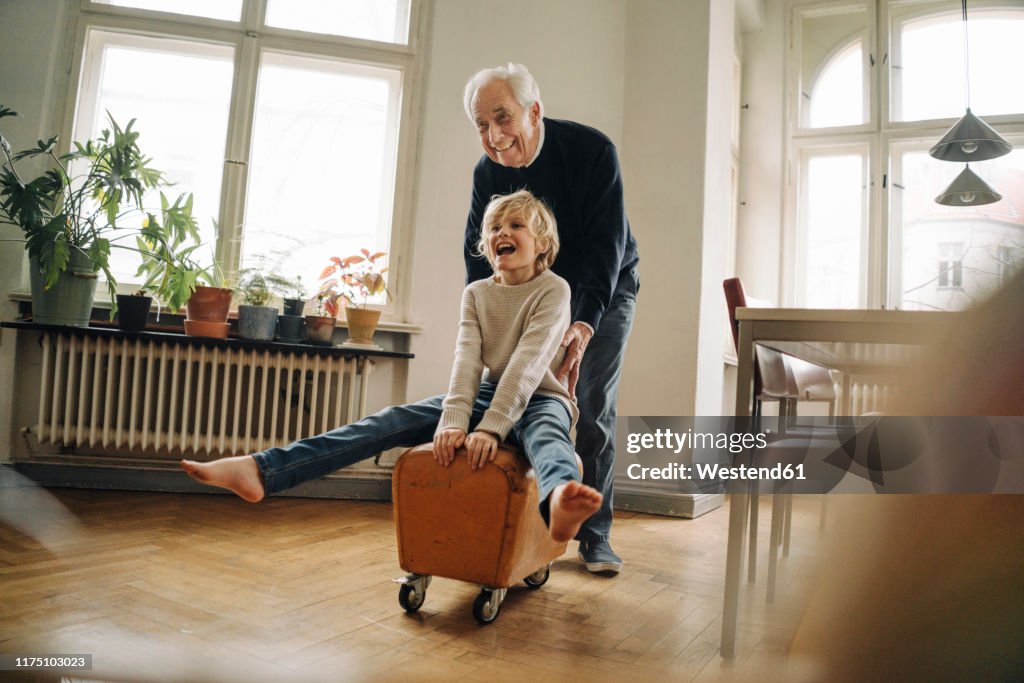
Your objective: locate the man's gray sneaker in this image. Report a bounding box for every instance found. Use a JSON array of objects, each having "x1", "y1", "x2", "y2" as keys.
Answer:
[{"x1": 578, "y1": 538, "x2": 623, "y2": 574}]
